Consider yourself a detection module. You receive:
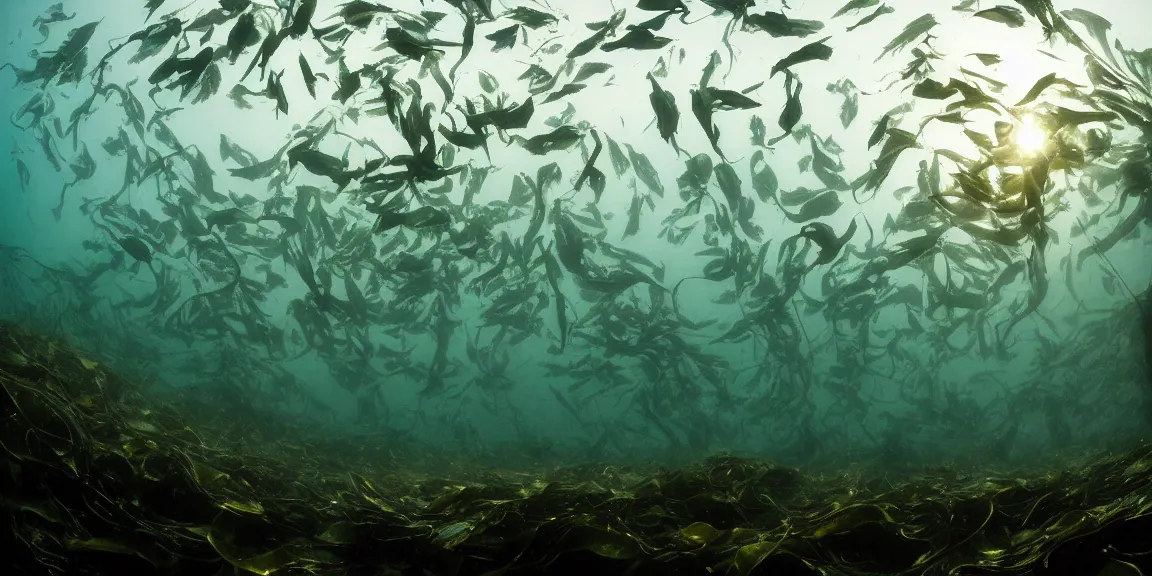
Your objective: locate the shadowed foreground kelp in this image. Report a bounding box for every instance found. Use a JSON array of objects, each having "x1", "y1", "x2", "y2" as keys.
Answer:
[{"x1": 1, "y1": 323, "x2": 1151, "y2": 576}]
